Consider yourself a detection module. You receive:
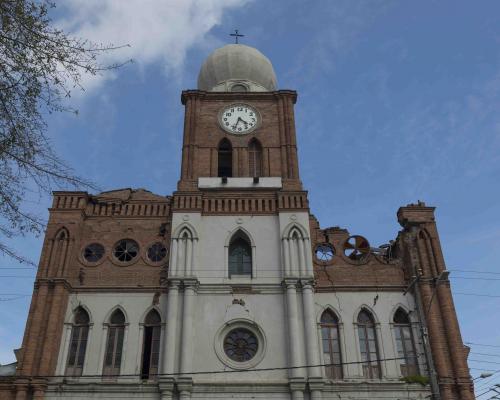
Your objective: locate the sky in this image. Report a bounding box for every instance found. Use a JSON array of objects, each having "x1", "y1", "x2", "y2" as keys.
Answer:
[{"x1": 1, "y1": 0, "x2": 500, "y2": 394}]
